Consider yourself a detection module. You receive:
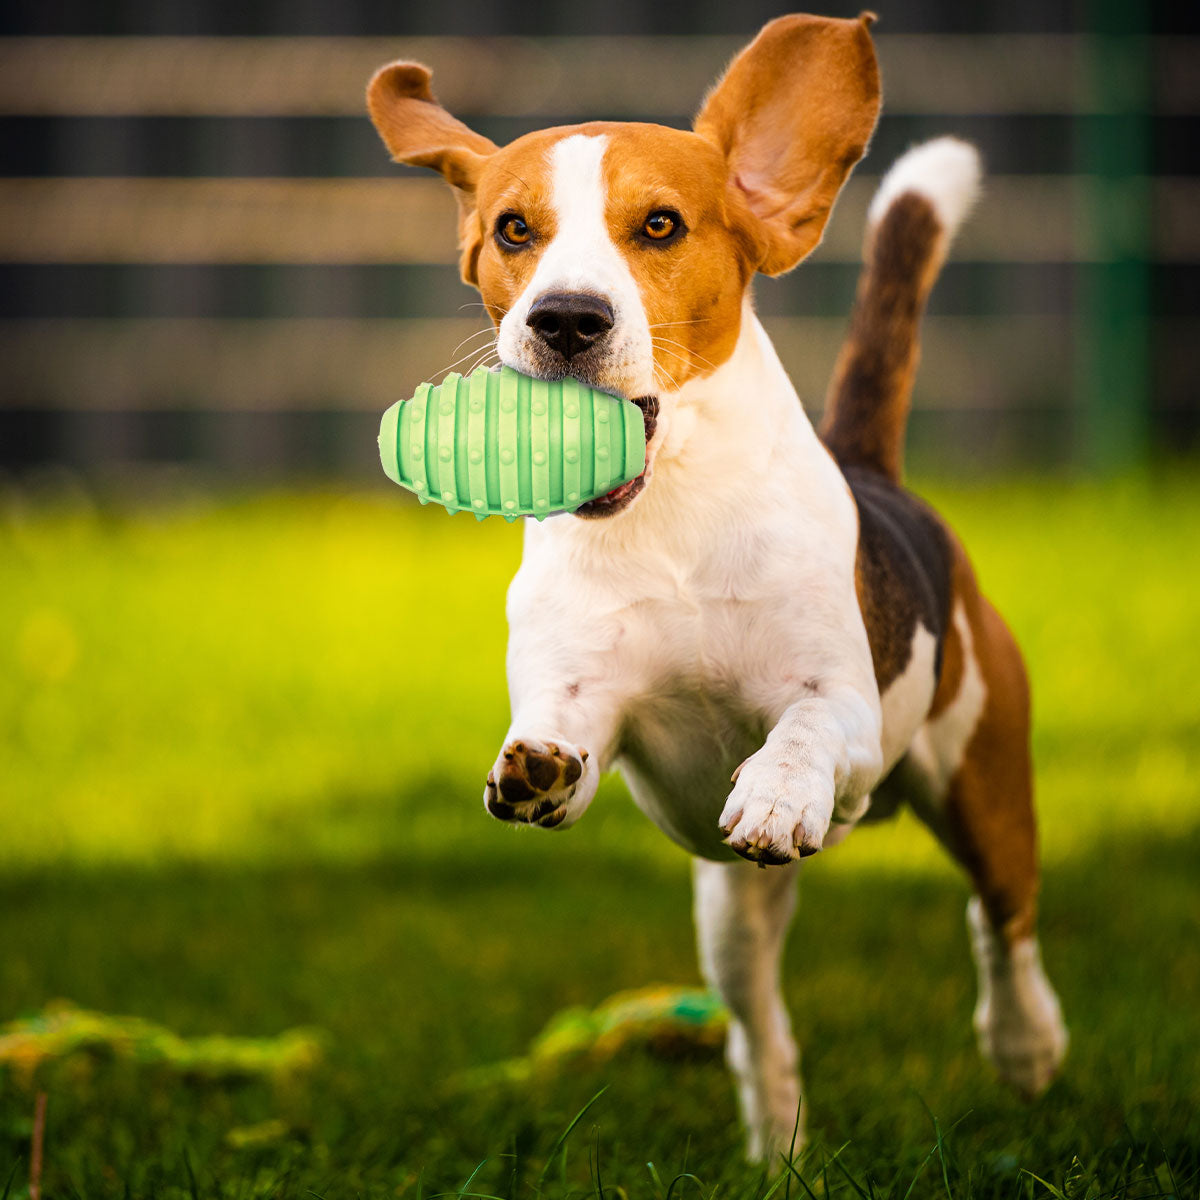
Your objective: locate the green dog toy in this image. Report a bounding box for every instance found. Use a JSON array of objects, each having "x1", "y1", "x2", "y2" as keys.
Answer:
[
  {"x1": 447, "y1": 985, "x2": 727, "y2": 1093},
  {"x1": 378, "y1": 366, "x2": 647, "y2": 521}
]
